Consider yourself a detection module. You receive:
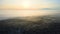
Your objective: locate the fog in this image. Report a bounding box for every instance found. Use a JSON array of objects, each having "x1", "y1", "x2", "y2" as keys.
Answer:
[{"x1": 0, "y1": 10, "x2": 60, "y2": 20}]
